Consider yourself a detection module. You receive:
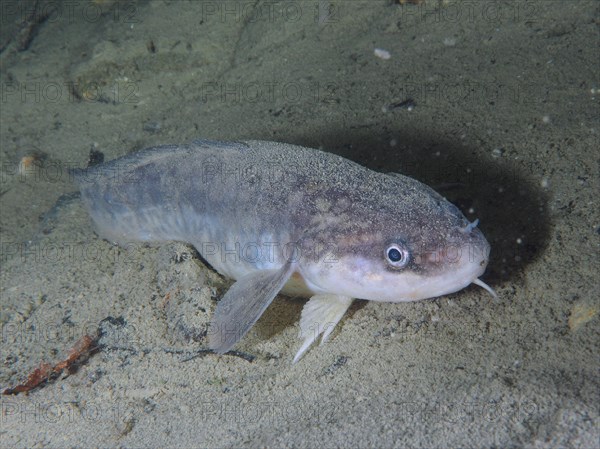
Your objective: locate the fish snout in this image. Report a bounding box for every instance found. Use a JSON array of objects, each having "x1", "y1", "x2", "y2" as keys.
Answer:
[
  {"x1": 419, "y1": 227, "x2": 488, "y2": 267},
  {"x1": 461, "y1": 224, "x2": 491, "y2": 267}
]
